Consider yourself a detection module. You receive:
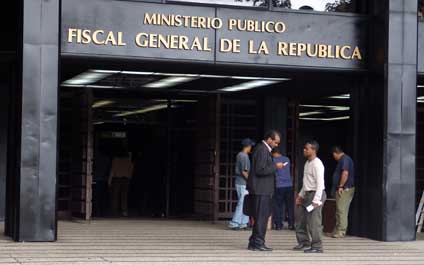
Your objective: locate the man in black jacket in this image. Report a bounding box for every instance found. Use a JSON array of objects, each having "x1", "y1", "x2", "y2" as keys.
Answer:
[{"x1": 247, "y1": 130, "x2": 283, "y2": 251}]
